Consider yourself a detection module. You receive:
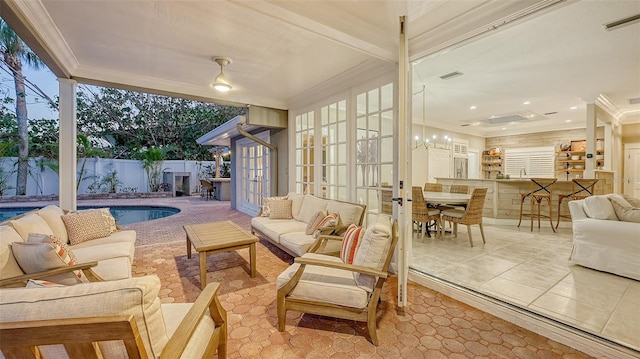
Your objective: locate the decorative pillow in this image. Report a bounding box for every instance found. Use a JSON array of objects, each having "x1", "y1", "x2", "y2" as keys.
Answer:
[
  {"x1": 622, "y1": 194, "x2": 640, "y2": 208},
  {"x1": 609, "y1": 195, "x2": 640, "y2": 223},
  {"x1": 352, "y1": 214, "x2": 393, "y2": 291},
  {"x1": 28, "y1": 233, "x2": 79, "y2": 264},
  {"x1": 582, "y1": 196, "x2": 617, "y2": 220},
  {"x1": 269, "y1": 199, "x2": 293, "y2": 219},
  {"x1": 305, "y1": 210, "x2": 327, "y2": 235},
  {"x1": 312, "y1": 212, "x2": 340, "y2": 238},
  {"x1": 261, "y1": 196, "x2": 287, "y2": 217},
  {"x1": 340, "y1": 224, "x2": 364, "y2": 264},
  {"x1": 9, "y1": 213, "x2": 54, "y2": 240},
  {"x1": 25, "y1": 279, "x2": 67, "y2": 288},
  {"x1": 11, "y1": 241, "x2": 84, "y2": 282},
  {"x1": 61, "y1": 210, "x2": 114, "y2": 245}
]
